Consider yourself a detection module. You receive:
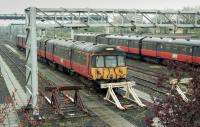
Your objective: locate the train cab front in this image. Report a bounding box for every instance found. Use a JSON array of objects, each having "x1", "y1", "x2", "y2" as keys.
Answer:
[{"x1": 91, "y1": 50, "x2": 127, "y2": 82}]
